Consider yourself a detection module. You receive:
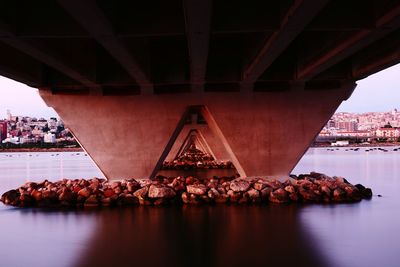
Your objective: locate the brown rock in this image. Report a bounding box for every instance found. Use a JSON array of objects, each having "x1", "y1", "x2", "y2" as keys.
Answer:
[
  {"x1": 333, "y1": 188, "x2": 346, "y2": 202},
  {"x1": 284, "y1": 185, "x2": 296, "y2": 194},
  {"x1": 253, "y1": 180, "x2": 268, "y2": 191},
  {"x1": 138, "y1": 179, "x2": 152, "y2": 188},
  {"x1": 246, "y1": 188, "x2": 261, "y2": 203},
  {"x1": 72, "y1": 185, "x2": 83, "y2": 193},
  {"x1": 260, "y1": 187, "x2": 272, "y2": 201},
  {"x1": 361, "y1": 188, "x2": 373, "y2": 199},
  {"x1": 133, "y1": 187, "x2": 148, "y2": 199},
  {"x1": 299, "y1": 187, "x2": 321, "y2": 202},
  {"x1": 288, "y1": 193, "x2": 299, "y2": 202},
  {"x1": 59, "y1": 189, "x2": 75, "y2": 203},
  {"x1": 19, "y1": 193, "x2": 34, "y2": 206},
  {"x1": 84, "y1": 195, "x2": 99, "y2": 207},
  {"x1": 269, "y1": 188, "x2": 289, "y2": 203},
  {"x1": 154, "y1": 198, "x2": 168, "y2": 205},
  {"x1": 230, "y1": 179, "x2": 251, "y2": 192},
  {"x1": 119, "y1": 194, "x2": 138, "y2": 205},
  {"x1": 127, "y1": 181, "x2": 140, "y2": 193},
  {"x1": 42, "y1": 190, "x2": 58, "y2": 202},
  {"x1": 78, "y1": 187, "x2": 91, "y2": 198},
  {"x1": 215, "y1": 194, "x2": 229, "y2": 204},
  {"x1": 30, "y1": 189, "x2": 42, "y2": 202},
  {"x1": 320, "y1": 185, "x2": 331, "y2": 197},
  {"x1": 181, "y1": 192, "x2": 190, "y2": 204},
  {"x1": 227, "y1": 190, "x2": 241, "y2": 203},
  {"x1": 111, "y1": 181, "x2": 121, "y2": 189},
  {"x1": 103, "y1": 188, "x2": 115, "y2": 198},
  {"x1": 1, "y1": 189, "x2": 20, "y2": 205},
  {"x1": 207, "y1": 188, "x2": 220, "y2": 199},
  {"x1": 148, "y1": 185, "x2": 176, "y2": 199},
  {"x1": 187, "y1": 184, "x2": 207, "y2": 195}
]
